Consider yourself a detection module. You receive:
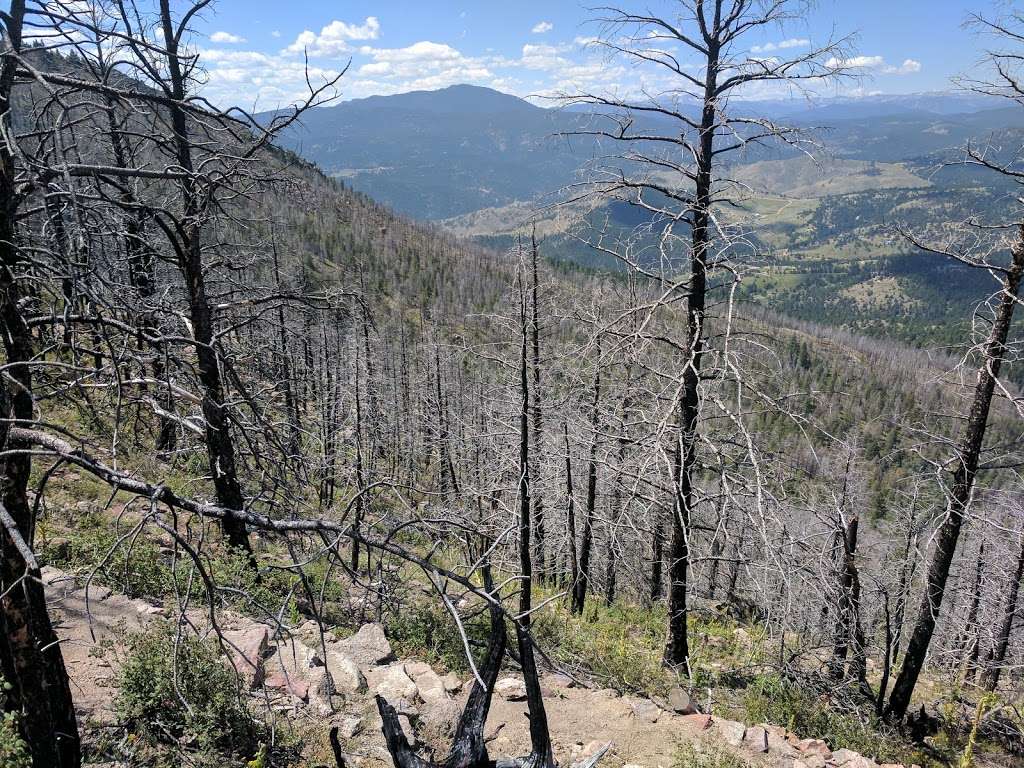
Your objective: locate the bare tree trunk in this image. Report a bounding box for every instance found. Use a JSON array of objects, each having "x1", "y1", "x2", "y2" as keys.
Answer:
[
  {"x1": 158, "y1": 0, "x2": 252, "y2": 559},
  {"x1": 572, "y1": 345, "x2": 601, "y2": 615},
  {"x1": 886, "y1": 229, "x2": 1024, "y2": 719},
  {"x1": 530, "y1": 234, "x2": 546, "y2": 580},
  {"x1": 0, "y1": 4, "x2": 81, "y2": 764},
  {"x1": 980, "y1": 533, "x2": 1024, "y2": 692},
  {"x1": 564, "y1": 423, "x2": 579, "y2": 598}
]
